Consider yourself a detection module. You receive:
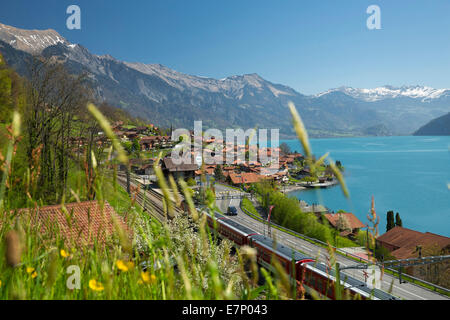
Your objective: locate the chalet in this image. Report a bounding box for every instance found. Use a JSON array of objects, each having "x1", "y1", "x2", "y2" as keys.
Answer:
[
  {"x1": 161, "y1": 157, "x2": 198, "y2": 180},
  {"x1": 140, "y1": 136, "x2": 157, "y2": 150},
  {"x1": 376, "y1": 227, "x2": 450, "y2": 281},
  {"x1": 195, "y1": 165, "x2": 216, "y2": 177},
  {"x1": 297, "y1": 167, "x2": 311, "y2": 178},
  {"x1": 300, "y1": 202, "x2": 329, "y2": 216},
  {"x1": 139, "y1": 136, "x2": 171, "y2": 150},
  {"x1": 124, "y1": 131, "x2": 138, "y2": 140},
  {"x1": 134, "y1": 161, "x2": 156, "y2": 176},
  {"x1": 323, "y1": 212, "x2": 365, "y2": 237},
  {"x1": 135, "y1": 126, "x2": 149, "y2": 134},
  {"x1": 376, "y1": 227, "x2": 450, "y2": 260},
  {"x1": 227, "y1": 172, "x2": 268, "y2": 186}
]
